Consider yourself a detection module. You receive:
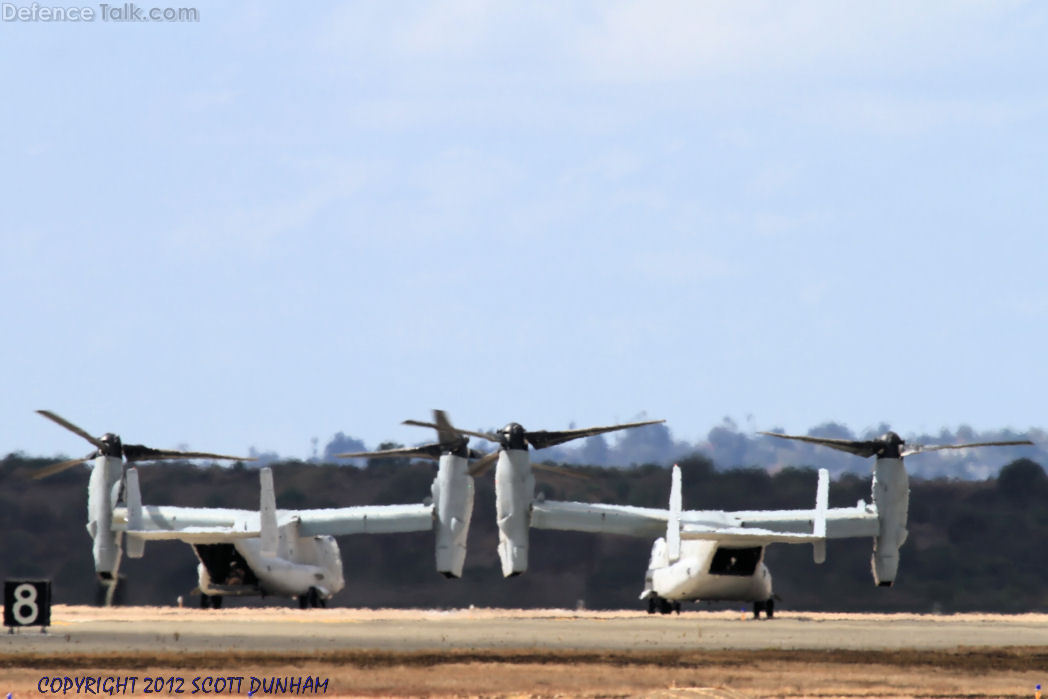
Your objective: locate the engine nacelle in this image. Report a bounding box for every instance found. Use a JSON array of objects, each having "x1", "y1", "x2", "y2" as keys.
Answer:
[
  {"x1": 86, "y1": 455, "x2": 124, "y2": 581},
  {"x1": 432, "y1": 453, "x2": 475, "y2": 578},
  {"x1": 494, "y1": 448, "x2": 533, "y2": 577},
  {"x1": 871, "y1": 457, "x2": 909, "y2": 586}
]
